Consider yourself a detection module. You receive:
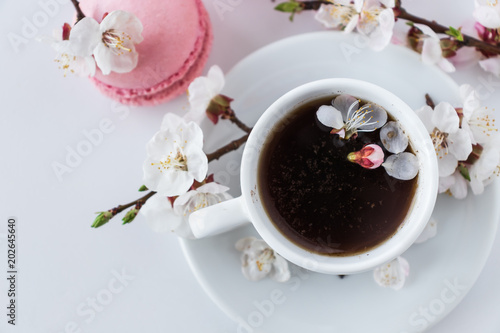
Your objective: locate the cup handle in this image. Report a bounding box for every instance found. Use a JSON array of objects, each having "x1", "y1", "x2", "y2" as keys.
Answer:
[{"x1": 189, "y1": 196, "x2": 250, "y2": 238}]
